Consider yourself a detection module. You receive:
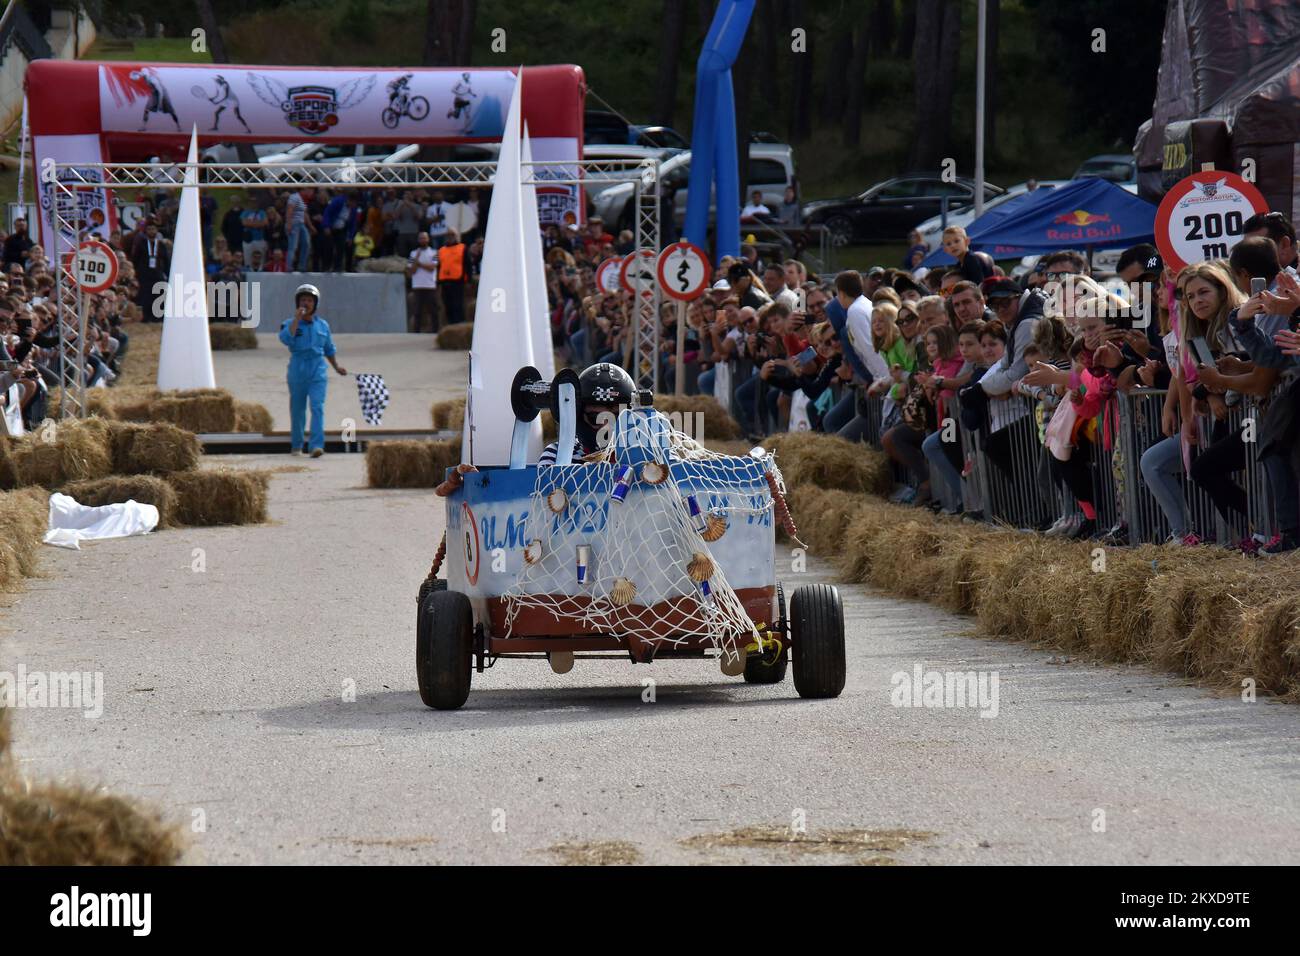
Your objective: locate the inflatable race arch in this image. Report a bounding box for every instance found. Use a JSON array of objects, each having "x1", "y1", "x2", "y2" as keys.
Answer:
[{"x1": 23, "y1": 60, "x2": 585, "y2": 249}]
